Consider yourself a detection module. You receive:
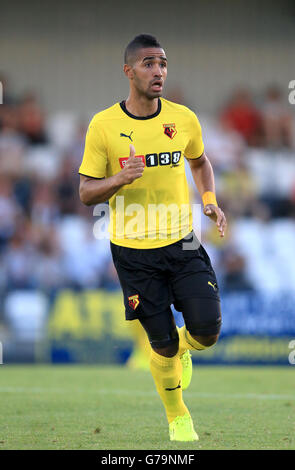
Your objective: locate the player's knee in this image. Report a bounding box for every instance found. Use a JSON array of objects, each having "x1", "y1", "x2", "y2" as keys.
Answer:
[
  {"x1": 149, "y1": 328, "x2": 179, "y2": 358},
  {"x1": 152, "y1": 342, "x2": 179, "y2": 358},
  {"x1": 192, "y1": 333, "x2": 219, "y2": 348}
]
